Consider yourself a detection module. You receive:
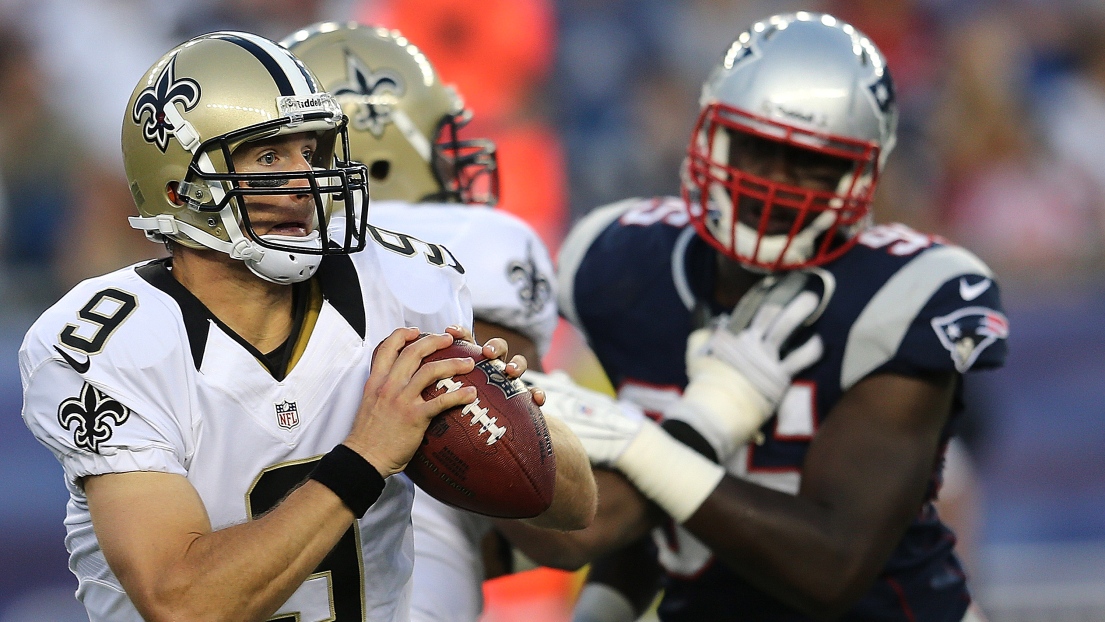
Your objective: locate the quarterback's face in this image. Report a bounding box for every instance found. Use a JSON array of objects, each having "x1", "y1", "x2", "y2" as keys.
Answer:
[{"x1": 231, "y1": 133, "x2": 320, "y2": 237}]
